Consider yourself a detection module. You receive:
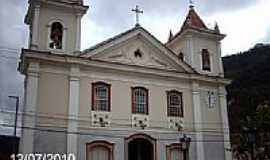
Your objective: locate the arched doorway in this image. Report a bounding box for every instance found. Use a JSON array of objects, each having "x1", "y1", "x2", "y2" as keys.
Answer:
[
  {"x1": 125, "y1": 134, "x2": 156, "y2": 160},
  {"x1": 86, "y1": 141, "x2": 114, "y2": 160}
]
